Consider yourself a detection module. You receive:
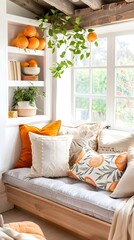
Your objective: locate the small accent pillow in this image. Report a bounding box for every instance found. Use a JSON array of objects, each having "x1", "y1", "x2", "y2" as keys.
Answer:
[
  {"x1": 111, "y1": 146, "x2": 134, "y2": 198},
  {"x1": 68, "y1": 146, "x2": 128, "y2": 192},
  {"x1": 5, "y1": 221, "x2": 46, "y2": 240},
  {"x1": 29, "y1": 132, "x2": 73, "y2": 178},
  {"x1": 98, "y1": 129, "x2": 134, "y2": 153},
  {"x1": 14, "y1": 120, "x2": 61, "y2": 168},
  {"x1": 59, "y1": 122, "x2": 103, "y2": 151}
]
